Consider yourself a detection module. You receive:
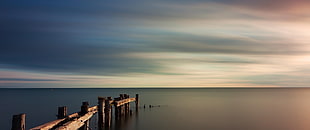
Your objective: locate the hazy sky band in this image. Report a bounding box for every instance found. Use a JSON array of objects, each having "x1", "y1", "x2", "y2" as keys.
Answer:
[{"x1": 1, "y1": 0, "x2": 310, "y2": 87}]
